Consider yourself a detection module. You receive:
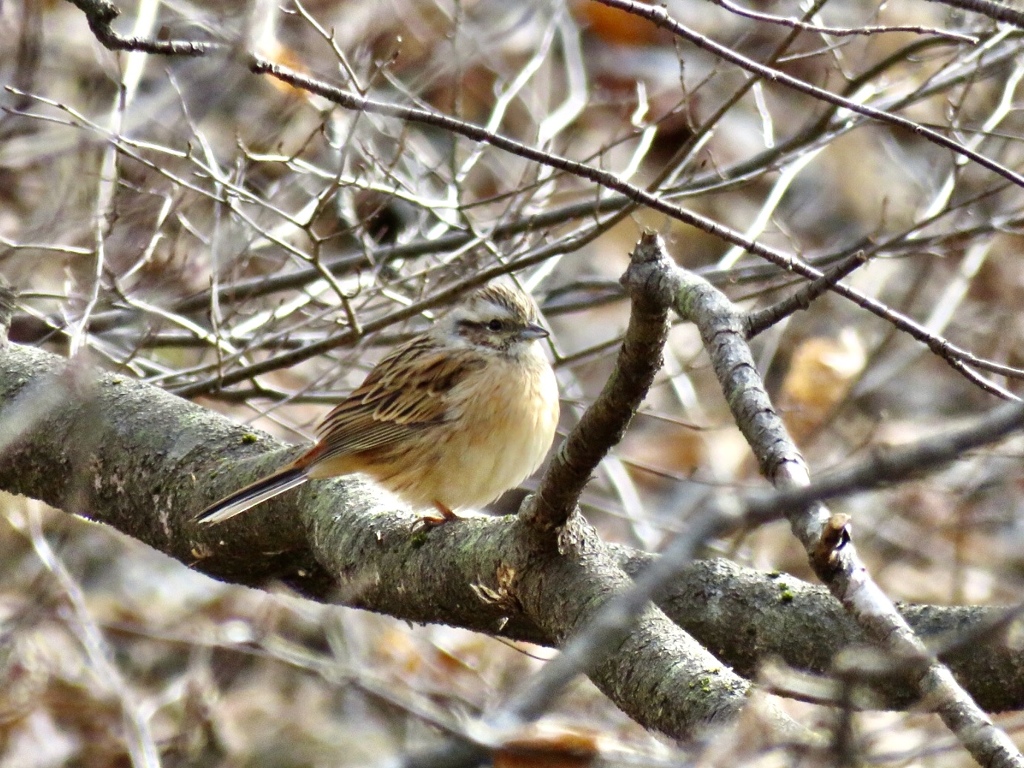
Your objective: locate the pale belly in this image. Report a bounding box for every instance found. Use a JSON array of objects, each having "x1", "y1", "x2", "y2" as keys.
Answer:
[{"x1": 373, "y1": 353, "x2": 558, "y2": 511}]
